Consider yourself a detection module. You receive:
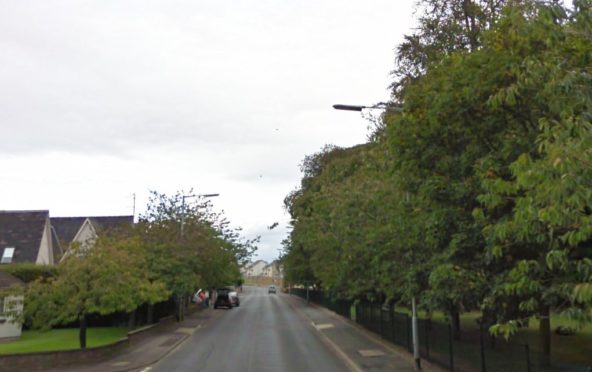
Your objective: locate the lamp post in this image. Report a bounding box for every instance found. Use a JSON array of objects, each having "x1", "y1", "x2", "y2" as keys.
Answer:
[
  {"x1": 332, "y1": 102, "x2": 402, "y2": 112},
  {"x1": 180, "y1": 193, "x2": 219, "y2": 239},
  {"x1": 333, "y1": 102, "x2": 420, "y2": 370},
  {"x1": 409, "y1": 200, "x2": 421, "y2": 370}
]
